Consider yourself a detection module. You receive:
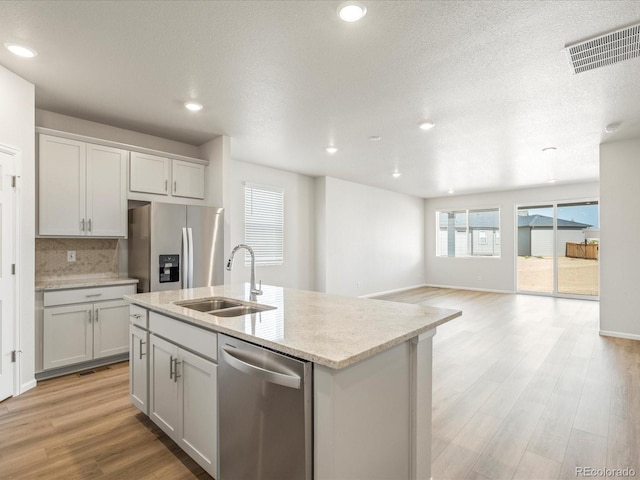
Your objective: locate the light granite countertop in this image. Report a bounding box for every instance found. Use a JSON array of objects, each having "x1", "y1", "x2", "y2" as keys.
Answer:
[
  {"x1": 125, "y1": 284, "x2": 461, "y2": 369},
  {"x1": 35, "y1": 276, "x2": 139, "y2": 291}
]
